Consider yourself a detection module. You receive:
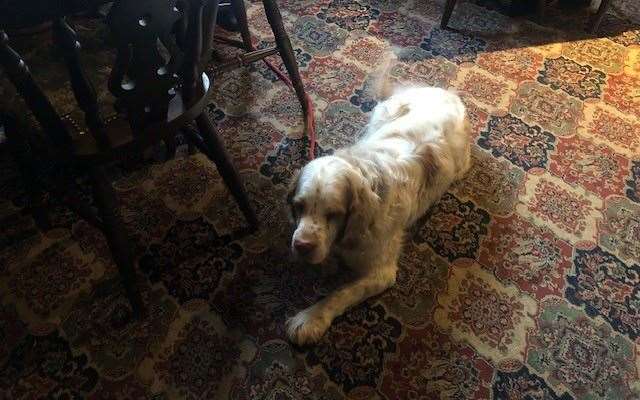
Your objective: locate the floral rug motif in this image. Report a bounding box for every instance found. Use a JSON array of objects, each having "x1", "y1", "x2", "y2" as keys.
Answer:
[{"x1": 1, "y1": 0, "x2": 639, "y2": 398}]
